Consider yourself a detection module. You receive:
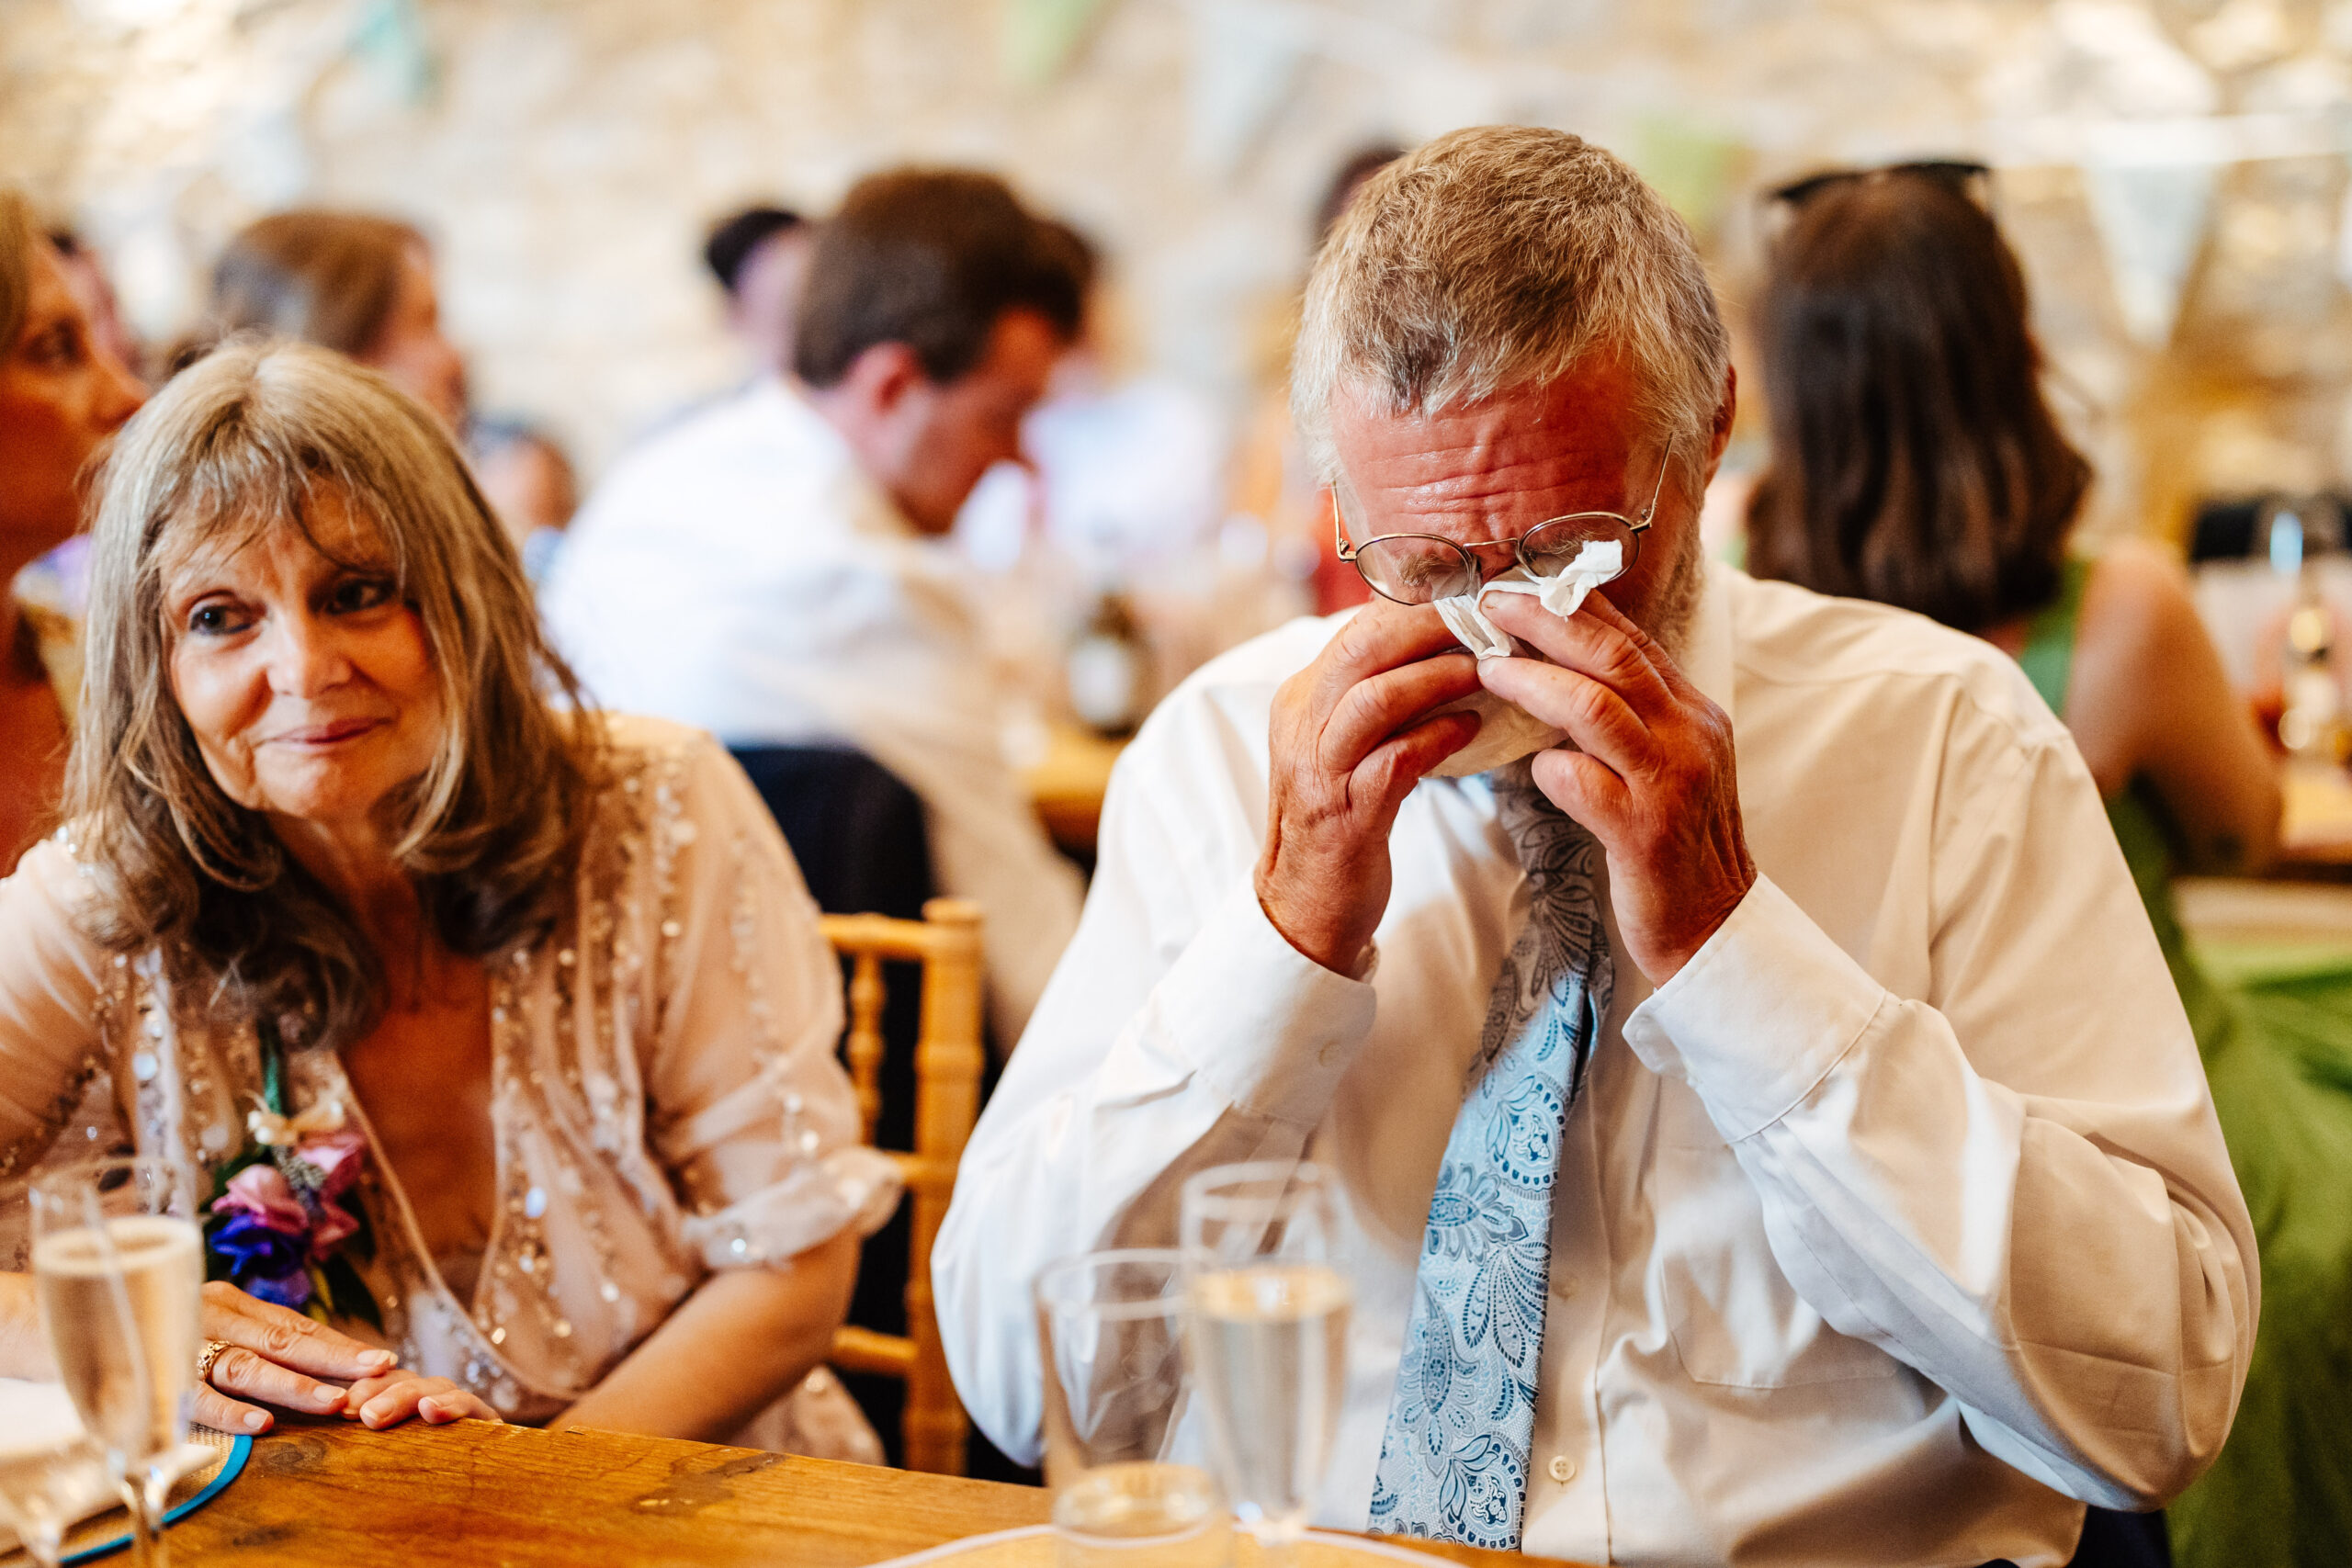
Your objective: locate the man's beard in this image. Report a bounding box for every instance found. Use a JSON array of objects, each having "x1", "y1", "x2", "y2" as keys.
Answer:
[{"x1": 1631, "y1": 508, "x2": 1704, "y2": 668}]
